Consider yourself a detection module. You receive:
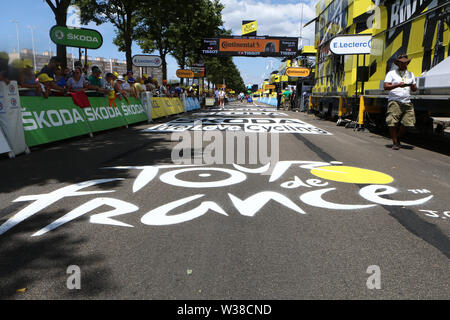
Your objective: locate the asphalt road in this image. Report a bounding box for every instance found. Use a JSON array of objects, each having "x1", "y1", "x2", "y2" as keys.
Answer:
[{"x1": 0, "y1": 101, "x2": 448, "y2": 300}]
